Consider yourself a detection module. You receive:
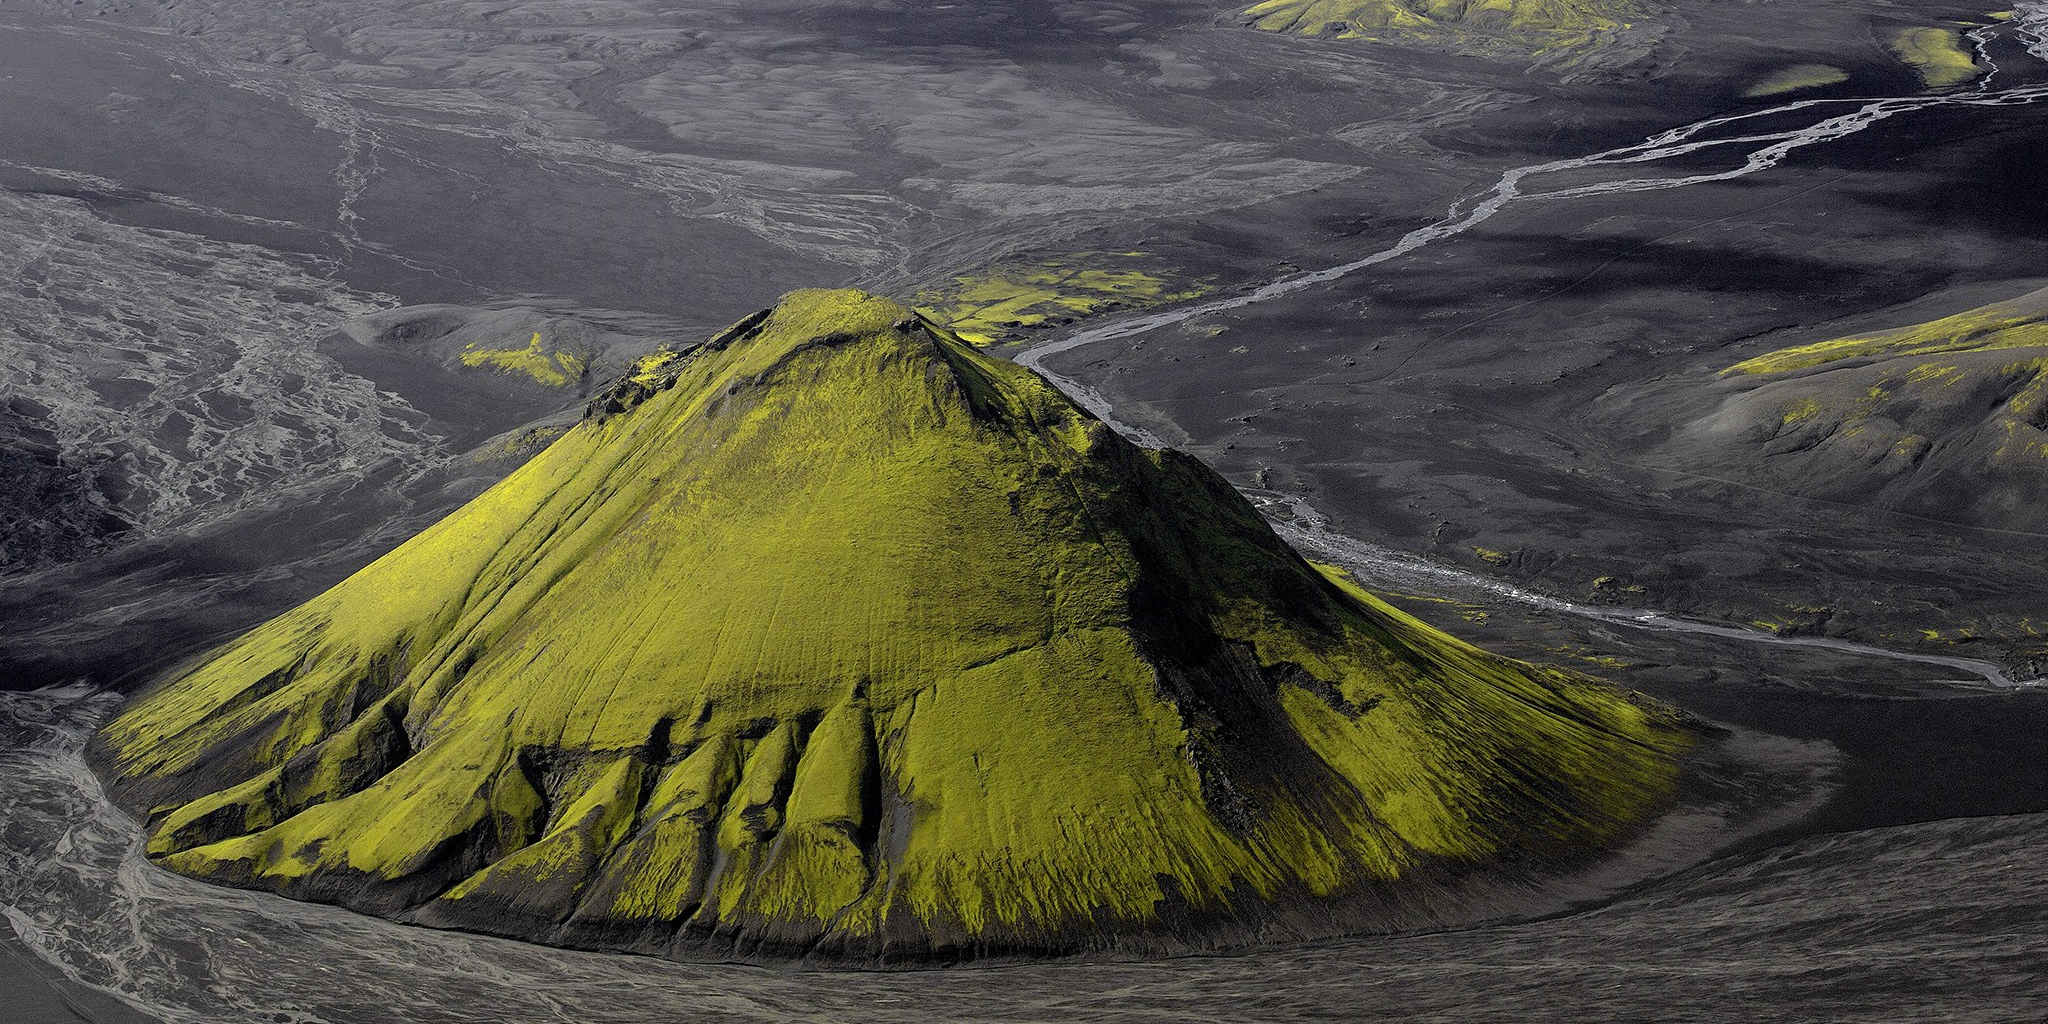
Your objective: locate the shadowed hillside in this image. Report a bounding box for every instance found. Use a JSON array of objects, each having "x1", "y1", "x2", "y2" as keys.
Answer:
[{"x1": 1670, "y1": 284, "x2": 2048, "y2": 533}]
